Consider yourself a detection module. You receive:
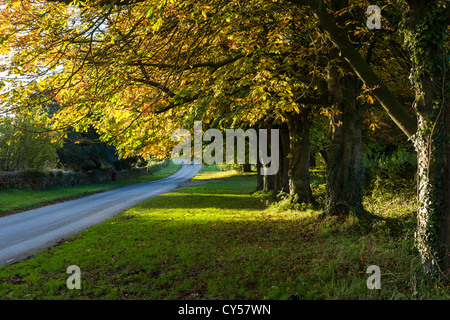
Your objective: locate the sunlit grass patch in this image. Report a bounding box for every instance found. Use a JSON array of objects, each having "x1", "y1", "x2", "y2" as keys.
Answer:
[{"x1": 192, "y1": 164, "x2": 240, "y2": 180}]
